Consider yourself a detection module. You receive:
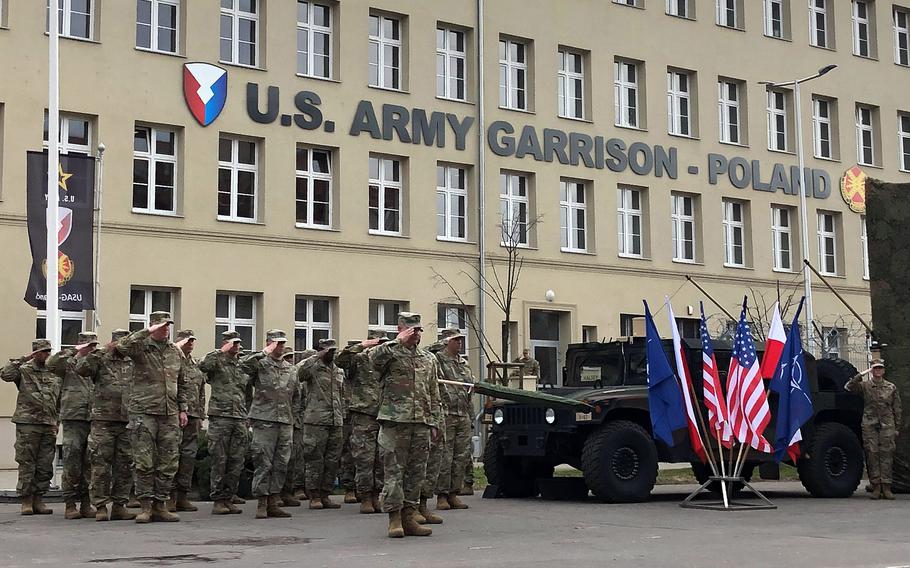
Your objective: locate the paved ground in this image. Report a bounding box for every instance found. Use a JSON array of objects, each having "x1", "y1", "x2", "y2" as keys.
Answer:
[{"x1": 1, "y1": 482, "x2": 908, "y2": 568}]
